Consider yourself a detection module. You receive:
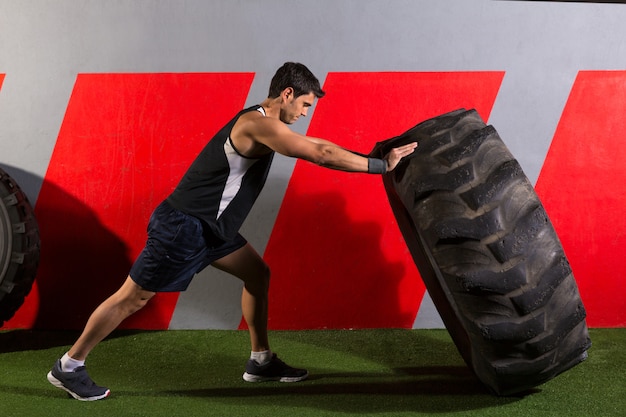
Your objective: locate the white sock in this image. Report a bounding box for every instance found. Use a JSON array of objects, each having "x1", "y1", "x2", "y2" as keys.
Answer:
[
  {"x1": 60, "y1": 352, "x2": 85, "y2": 372},
  {"x1": 250, "y1": 350, "x2": 272, "y2": 365}
]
